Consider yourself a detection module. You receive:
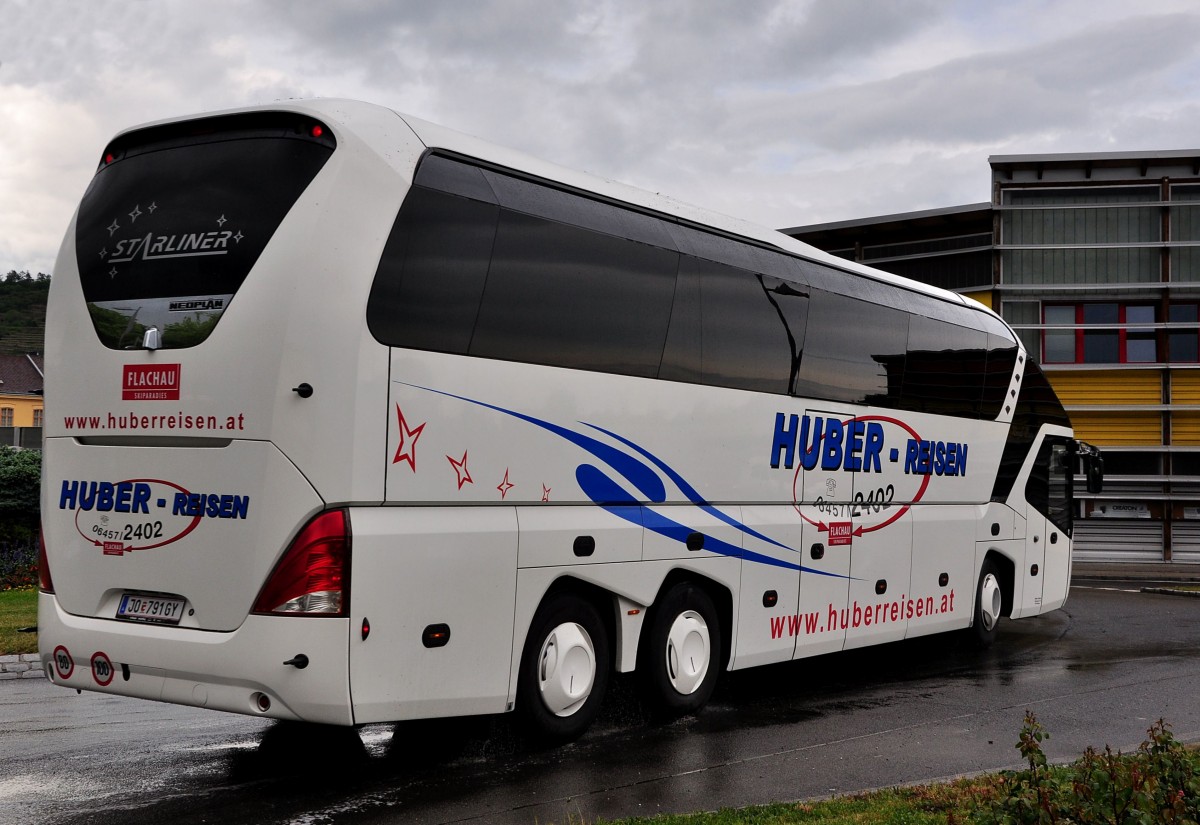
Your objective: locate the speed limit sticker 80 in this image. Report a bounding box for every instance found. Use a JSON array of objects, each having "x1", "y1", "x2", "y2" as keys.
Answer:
[{"x1": 52, "y1": 645, "x2": 74, "y2": 679}]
